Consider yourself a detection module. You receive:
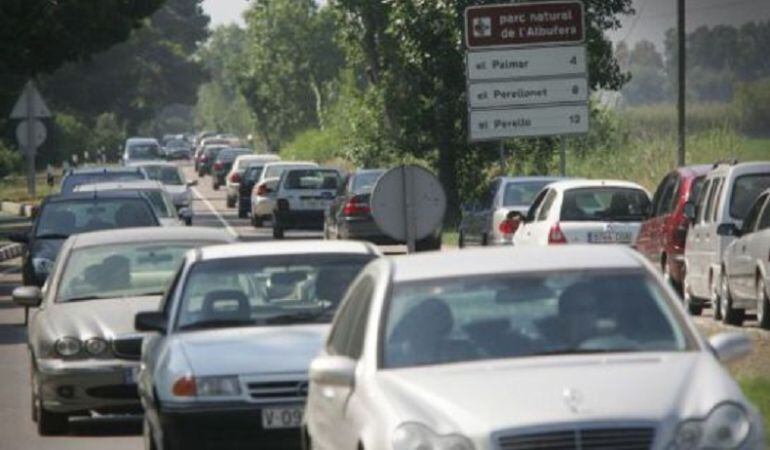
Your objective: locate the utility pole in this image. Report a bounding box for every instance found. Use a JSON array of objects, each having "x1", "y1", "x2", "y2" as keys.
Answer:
[{"x1": 677, "y1": 0, "x2": 686, "y2": 166}]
